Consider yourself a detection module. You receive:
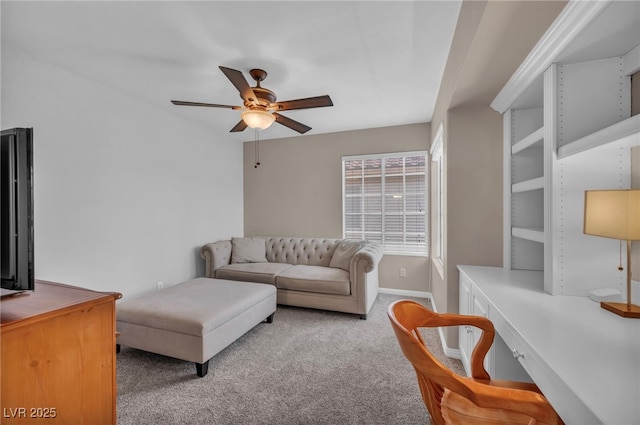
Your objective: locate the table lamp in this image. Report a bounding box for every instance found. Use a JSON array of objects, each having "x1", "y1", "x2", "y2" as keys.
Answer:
[{"x1": 584, "y1": 189, "x2": 640, "y2": 318}]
